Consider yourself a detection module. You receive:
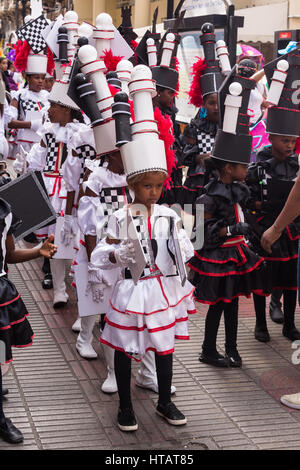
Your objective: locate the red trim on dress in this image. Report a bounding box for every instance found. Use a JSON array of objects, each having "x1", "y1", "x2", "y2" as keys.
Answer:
[{"x1": 188, "y1": 258, "x2": 264, "y2": 277}]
